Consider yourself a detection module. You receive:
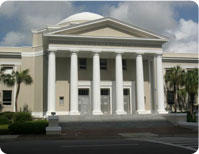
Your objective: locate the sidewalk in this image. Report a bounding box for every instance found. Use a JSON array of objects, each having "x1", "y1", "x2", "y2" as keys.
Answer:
[{"x1": 0, "y1": 125, "x2": 197, "y2": 141}]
